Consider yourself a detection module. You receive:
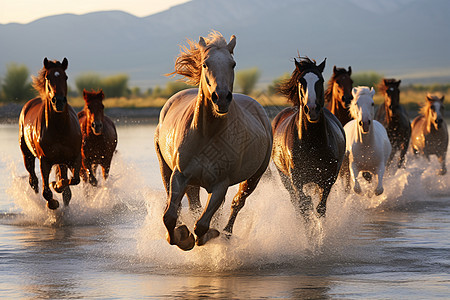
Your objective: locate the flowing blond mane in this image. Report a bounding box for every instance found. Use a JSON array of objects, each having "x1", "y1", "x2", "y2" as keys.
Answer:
[
  {"x1": 420, "y1": 94, "x2": 442, "y2": 116},
  {"x1": 167, "y1": 31, "x2": 229, "y2": 86}
]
